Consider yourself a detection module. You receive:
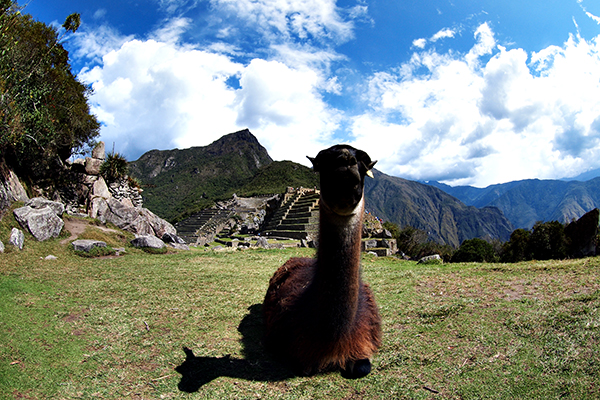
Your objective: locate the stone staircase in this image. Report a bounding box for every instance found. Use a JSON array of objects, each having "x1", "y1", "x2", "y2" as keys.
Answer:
[
  {"x1": 175, "y1": 209, "x2": 235, "y2": 244},
  {"x1": 261, "y1": 190, "x2": 320, "y2": 240}
]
